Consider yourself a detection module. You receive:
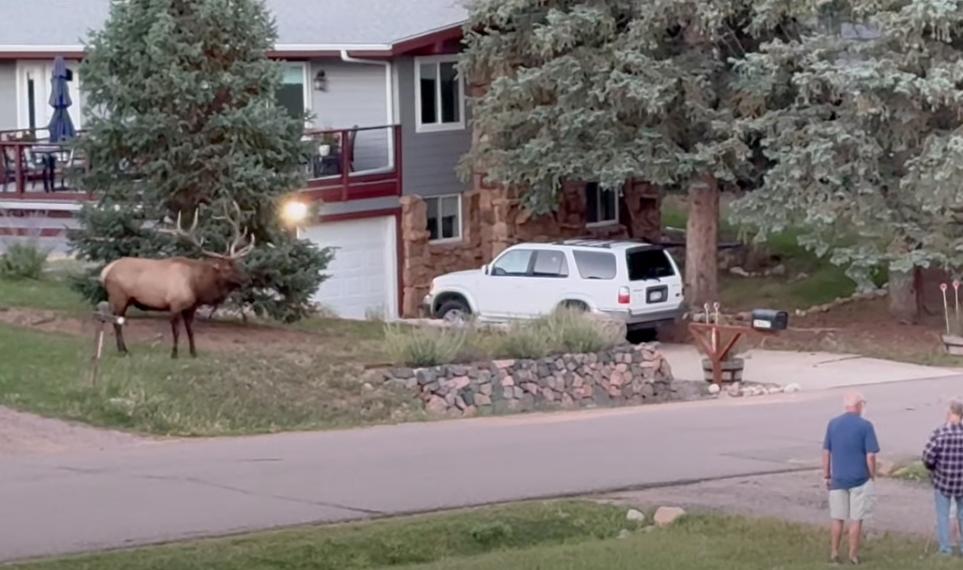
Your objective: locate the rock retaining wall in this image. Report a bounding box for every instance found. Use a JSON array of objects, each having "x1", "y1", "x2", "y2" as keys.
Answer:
[{"x1": 377, "y1": 343, "x2": 674, "y2": 417}]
